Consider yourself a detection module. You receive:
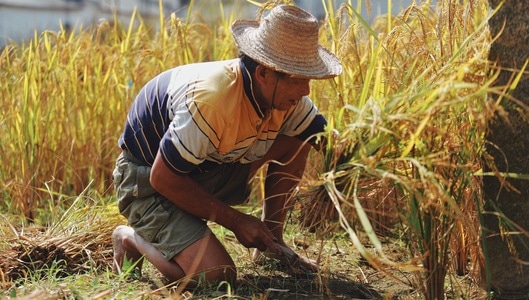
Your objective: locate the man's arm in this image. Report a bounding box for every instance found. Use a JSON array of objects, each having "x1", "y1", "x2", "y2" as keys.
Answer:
[{"x1": 150, "y1": 151, "x2": 281, "y2": 254}]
